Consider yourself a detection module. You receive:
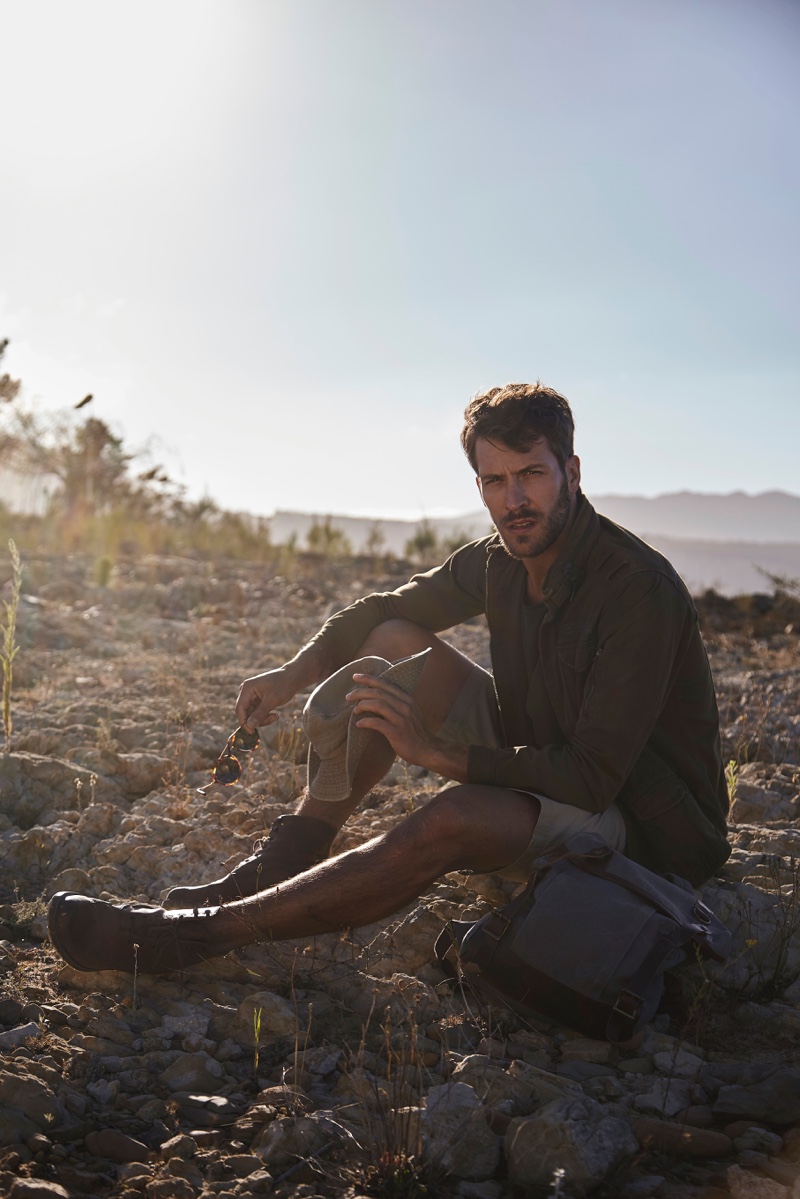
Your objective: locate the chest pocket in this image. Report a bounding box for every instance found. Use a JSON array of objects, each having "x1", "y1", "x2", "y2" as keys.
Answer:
[{"x1": 556, "y1": 627, "x2": 598, "y2": 673}]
